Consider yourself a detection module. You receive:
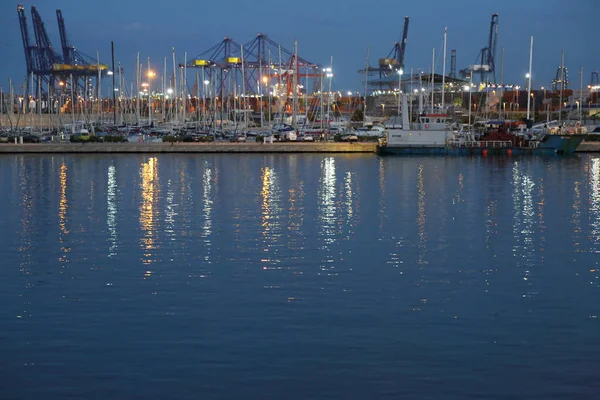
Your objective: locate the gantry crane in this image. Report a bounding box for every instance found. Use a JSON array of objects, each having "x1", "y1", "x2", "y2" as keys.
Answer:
[{"x1": 460, "y1": 13, "x2": 499, "y2": 83}]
